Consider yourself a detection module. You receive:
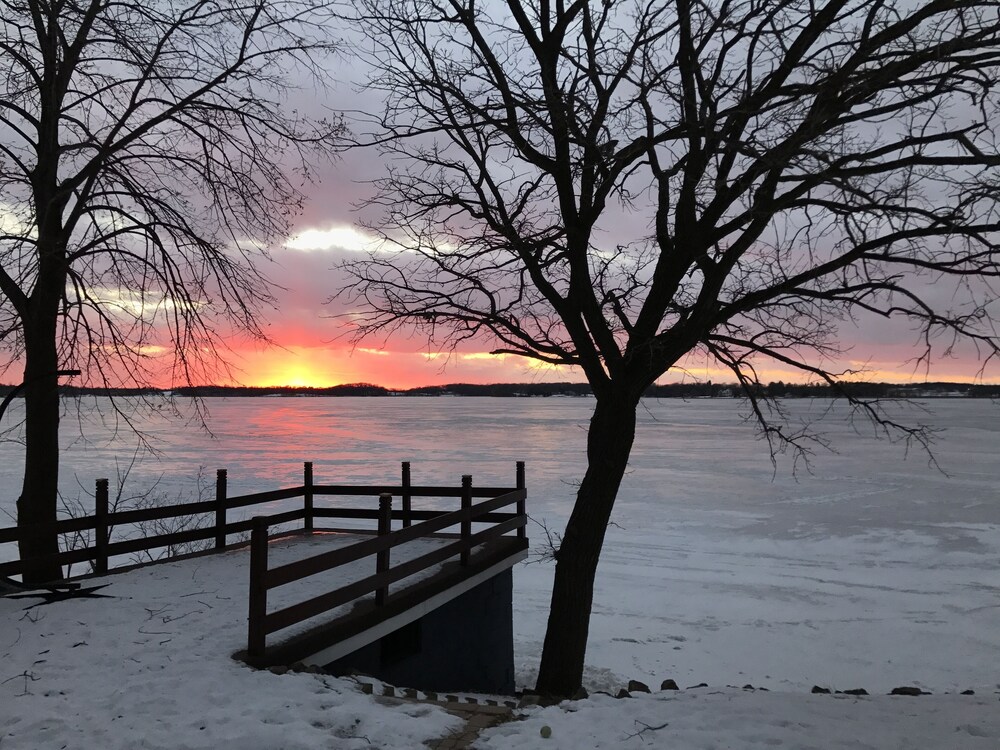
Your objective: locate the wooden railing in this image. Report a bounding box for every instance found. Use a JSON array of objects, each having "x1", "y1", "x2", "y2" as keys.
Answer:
[
  {"x1": 245, "y1": 465, "x2": 528, "y2": 661},
  {"x1": 0, "y1": 461, "x2": 528, "y2": 583}
]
